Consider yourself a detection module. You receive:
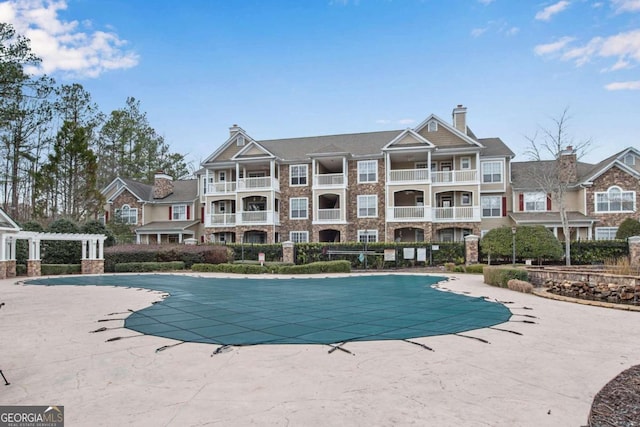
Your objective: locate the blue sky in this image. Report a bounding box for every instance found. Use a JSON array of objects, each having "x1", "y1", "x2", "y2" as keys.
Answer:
[{"x1": 1, "y1": 0, "x2": 639, "y2": 170}]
